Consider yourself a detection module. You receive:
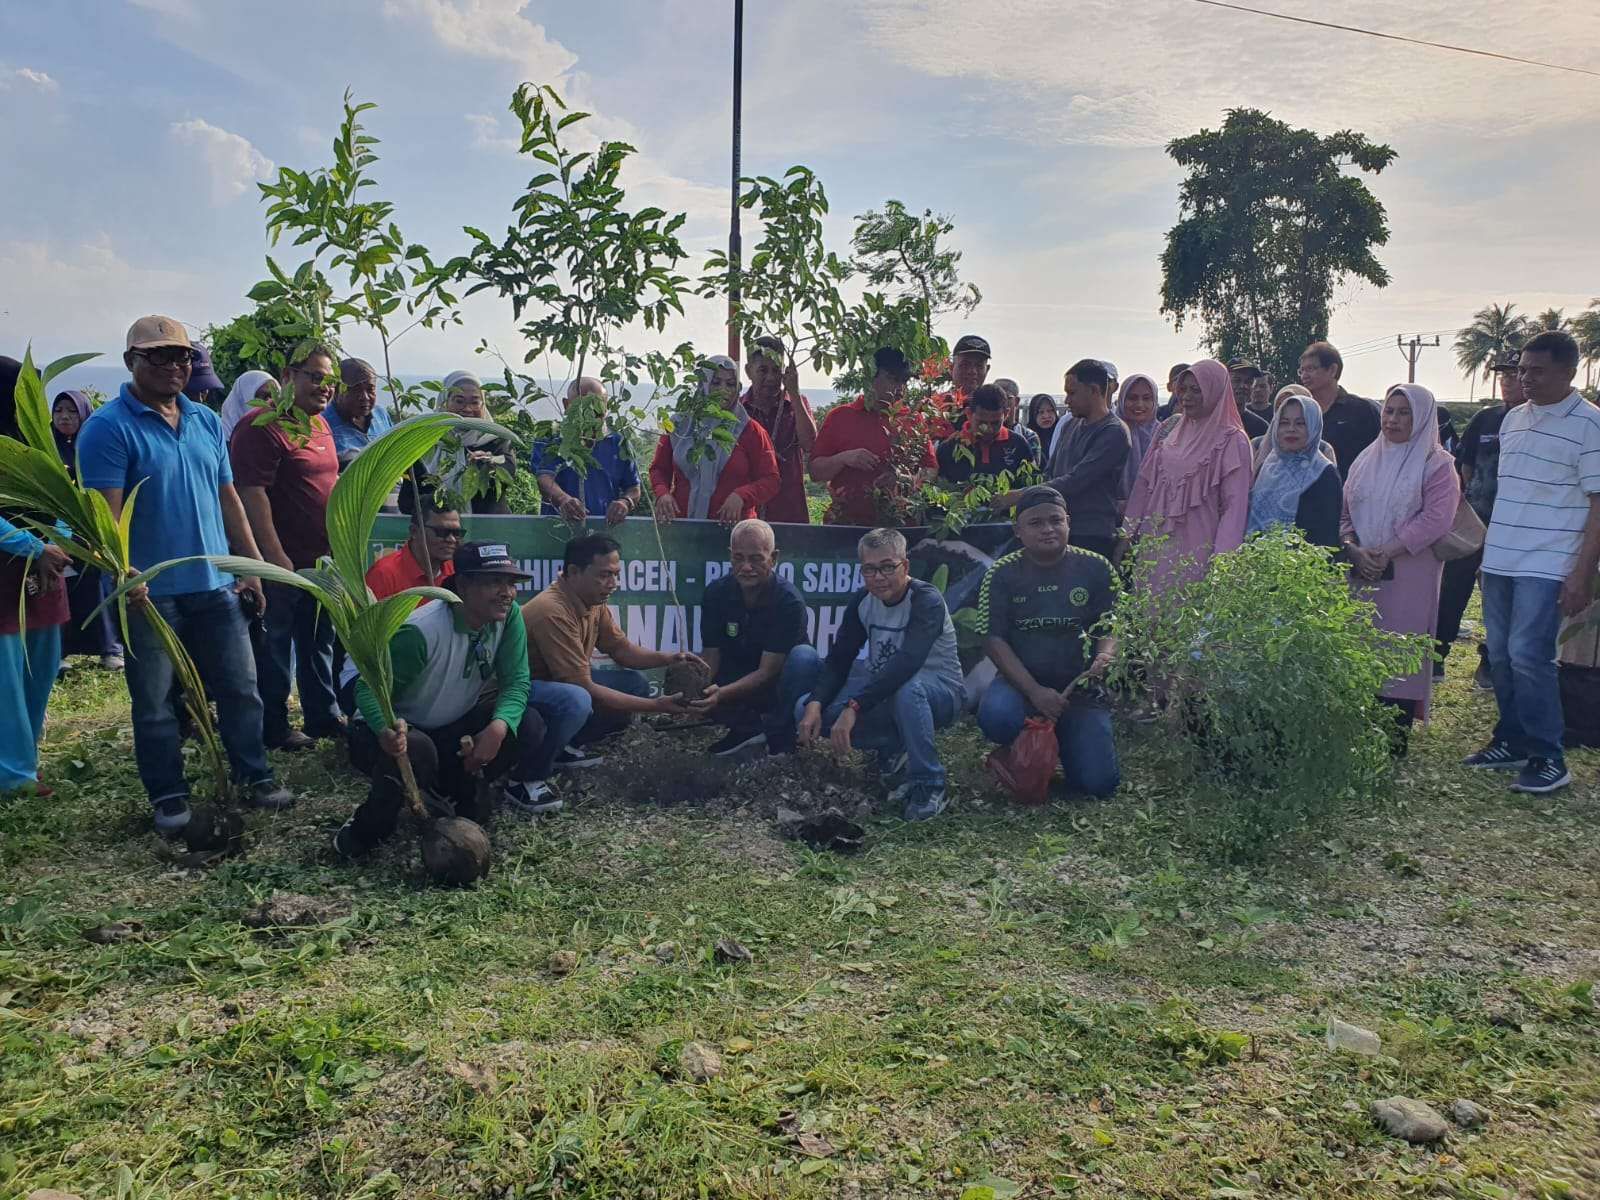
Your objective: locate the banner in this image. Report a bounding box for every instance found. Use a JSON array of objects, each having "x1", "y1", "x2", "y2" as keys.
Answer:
[{"x1": 369, "y1": 514, "x2": 1015, "y2": 658}]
